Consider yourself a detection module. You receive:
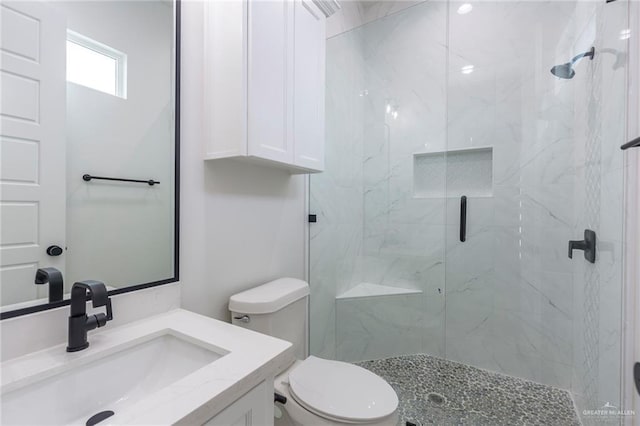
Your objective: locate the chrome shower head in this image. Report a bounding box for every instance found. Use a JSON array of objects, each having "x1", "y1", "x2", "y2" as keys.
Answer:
[{"x1": 550, "y1": 46, "x2": 595, "y2": 79}]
